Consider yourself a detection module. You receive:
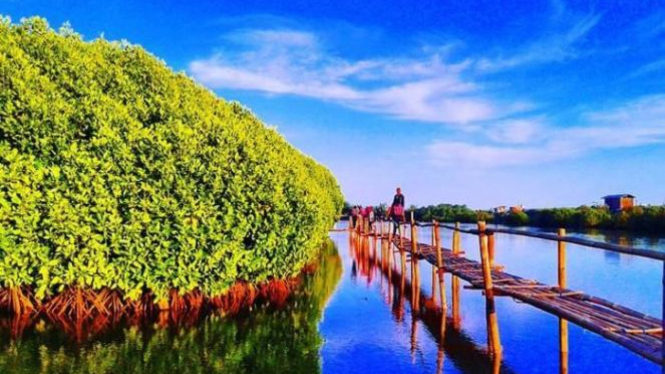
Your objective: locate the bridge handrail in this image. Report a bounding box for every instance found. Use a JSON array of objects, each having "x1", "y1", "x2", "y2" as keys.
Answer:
[{"x1": 436, "y1": 223, "x2": 665, "y2": 261}]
